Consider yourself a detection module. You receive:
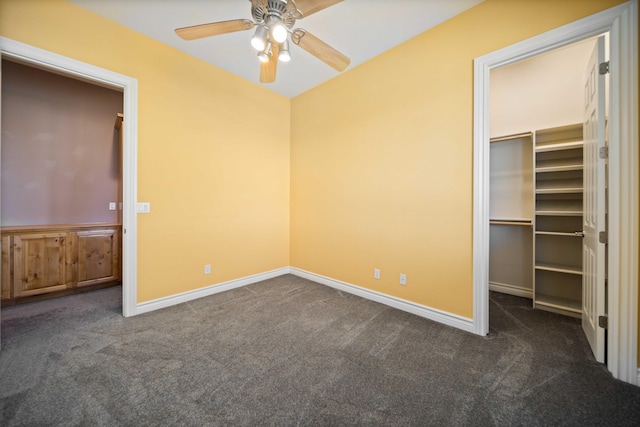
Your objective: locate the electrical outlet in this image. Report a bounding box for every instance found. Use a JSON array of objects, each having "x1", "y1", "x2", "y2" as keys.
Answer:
[
  {"x1": 204, "y1": 264, "x2": 211, "y2": 274},
  {"x1": 374, "y1": 268, "x2": 380, "y2": 279},
  {"x1": 400, "y1": 274, "x2": 407, "y2": 285},
  {"x1": 109, "y1": 202, "x2": 116, "y2": 211}
]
